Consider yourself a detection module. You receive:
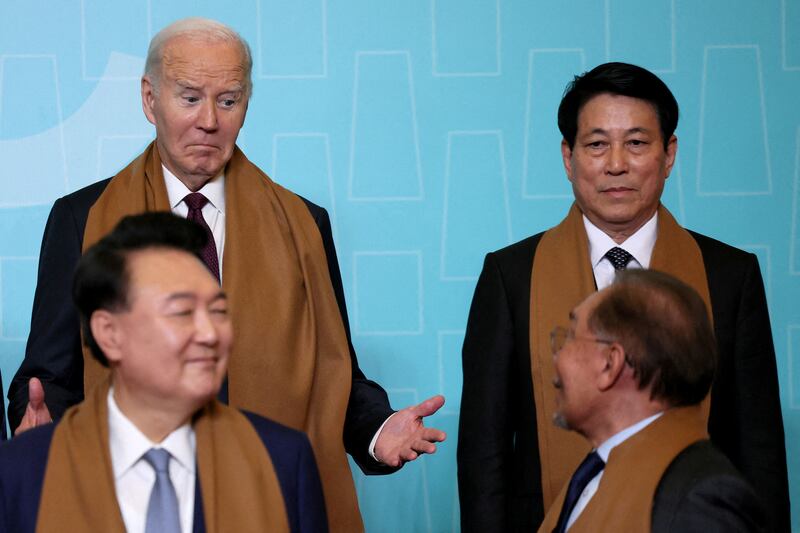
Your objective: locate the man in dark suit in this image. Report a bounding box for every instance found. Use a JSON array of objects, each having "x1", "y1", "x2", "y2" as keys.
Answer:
[
  {"x1": 537, "y1": 269, "x2": 764, "y2": 532},
  {"x1": 0, "y1": 212, "x2": 327, "y2": 532},
  {"x1": 0, "y1": 372, "x2": 5, "y2": 441},
  {"x1": 457, "y1": 62, "x2": 788, "y2": 532},
  {"x1": 8, "y1": 17, "x2": 445, "y2": 532}
]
